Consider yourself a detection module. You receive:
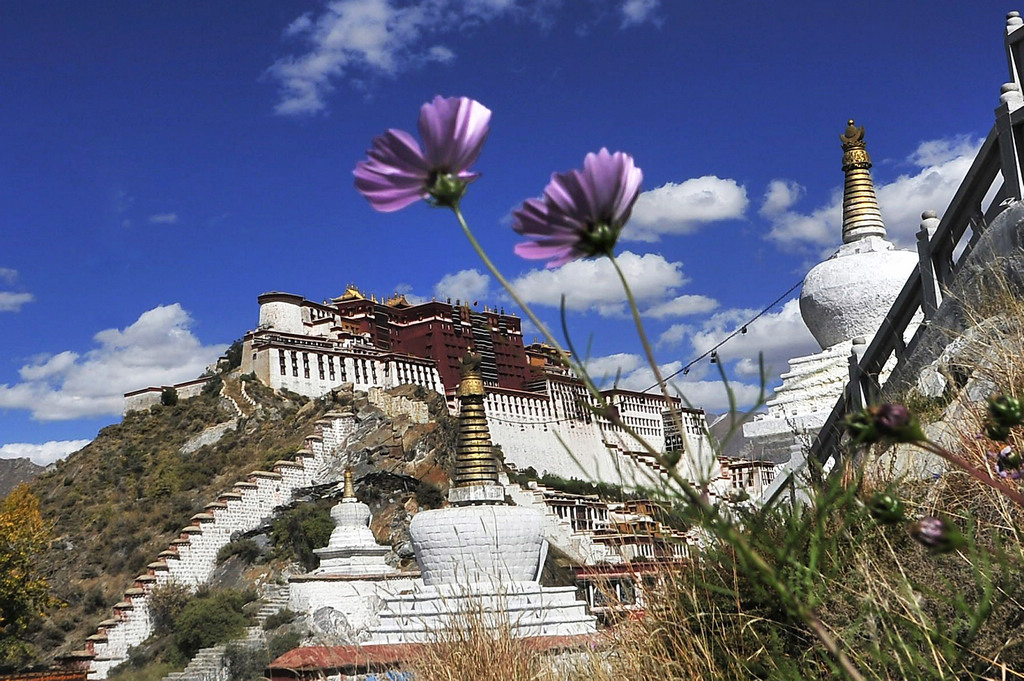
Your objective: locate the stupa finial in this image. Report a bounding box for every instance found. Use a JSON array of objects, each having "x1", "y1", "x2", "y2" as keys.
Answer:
[
  {"x1": 343, "y1": 467, "x2": 356, "y2": 502},
  {"x1": 453, "y1": 352, "x2": 500, "y2": 489},
  {"x1": 839, "y1": 119, "x2": 886, "y2": 243}
]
